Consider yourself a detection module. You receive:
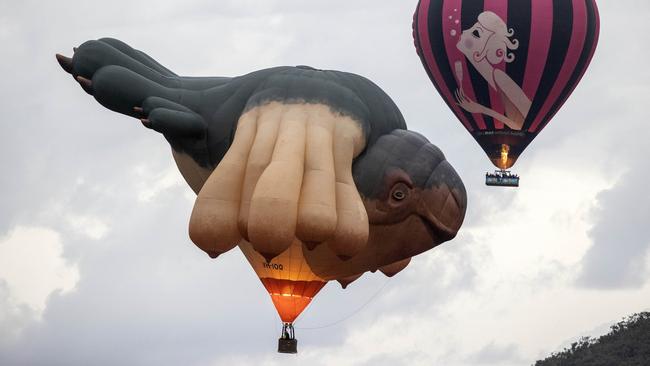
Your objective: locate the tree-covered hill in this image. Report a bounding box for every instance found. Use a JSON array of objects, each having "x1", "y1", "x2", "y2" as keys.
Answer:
[{"x1": 535, "y1": 312, "x2": 650, "y2": 365}]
